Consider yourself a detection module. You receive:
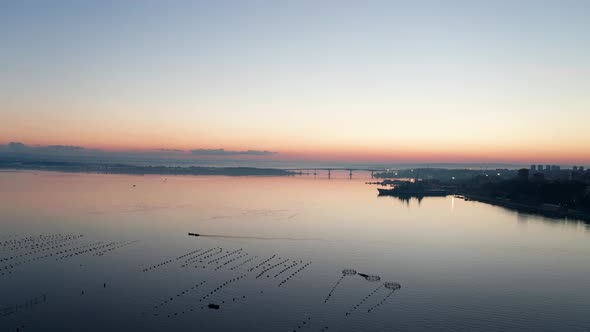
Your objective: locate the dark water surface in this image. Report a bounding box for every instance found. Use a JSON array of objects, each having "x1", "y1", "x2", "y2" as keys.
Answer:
[{"x1": 1, "y1": 171, "x2": 589, "y2": 331}]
